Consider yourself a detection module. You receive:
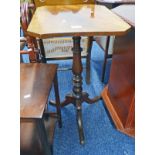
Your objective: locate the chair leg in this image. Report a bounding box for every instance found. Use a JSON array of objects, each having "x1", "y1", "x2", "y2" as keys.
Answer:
[
  {"x1": 86, "y1": 36, "x2": 93, "y2": 84},
  {"x1": 39, "y1": 39, "x2": 47, "y2": 63},
  {"x1": 102, "y1": 36, "x2": 110, "y2": 82},
  {"x1": 53, "y1": 72, "x2": 62, "y2": 128},
  {"x1": 29, "y1": 50, "x2": 39, "y2": 63},
  {"x1": 26, "y1": 36, "x2": 39, "y2": 63}
]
